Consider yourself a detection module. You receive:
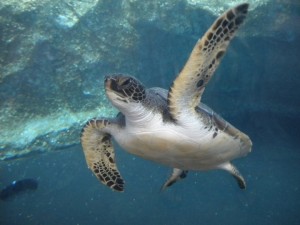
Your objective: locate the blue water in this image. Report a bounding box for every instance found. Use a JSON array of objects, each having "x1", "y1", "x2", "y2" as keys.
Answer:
[{"x1": 1, "y1": 1, "x2": 300, "y2": 225}]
